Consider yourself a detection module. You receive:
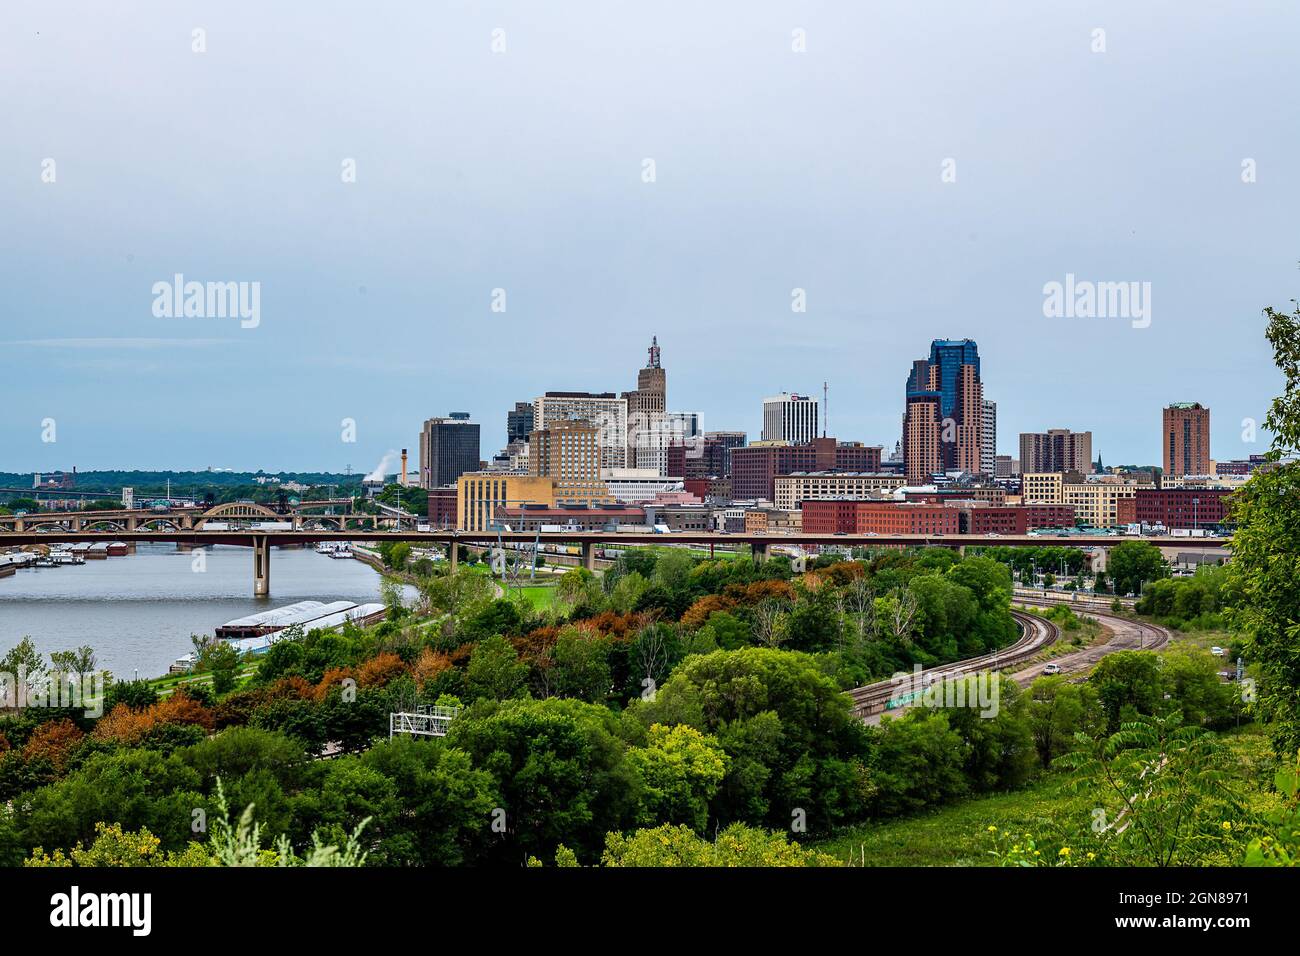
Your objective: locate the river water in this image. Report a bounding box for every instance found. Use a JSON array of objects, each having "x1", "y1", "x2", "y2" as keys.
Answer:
[{"x1": 0, "y1": 544, "x2": 400, "y2": 681}]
